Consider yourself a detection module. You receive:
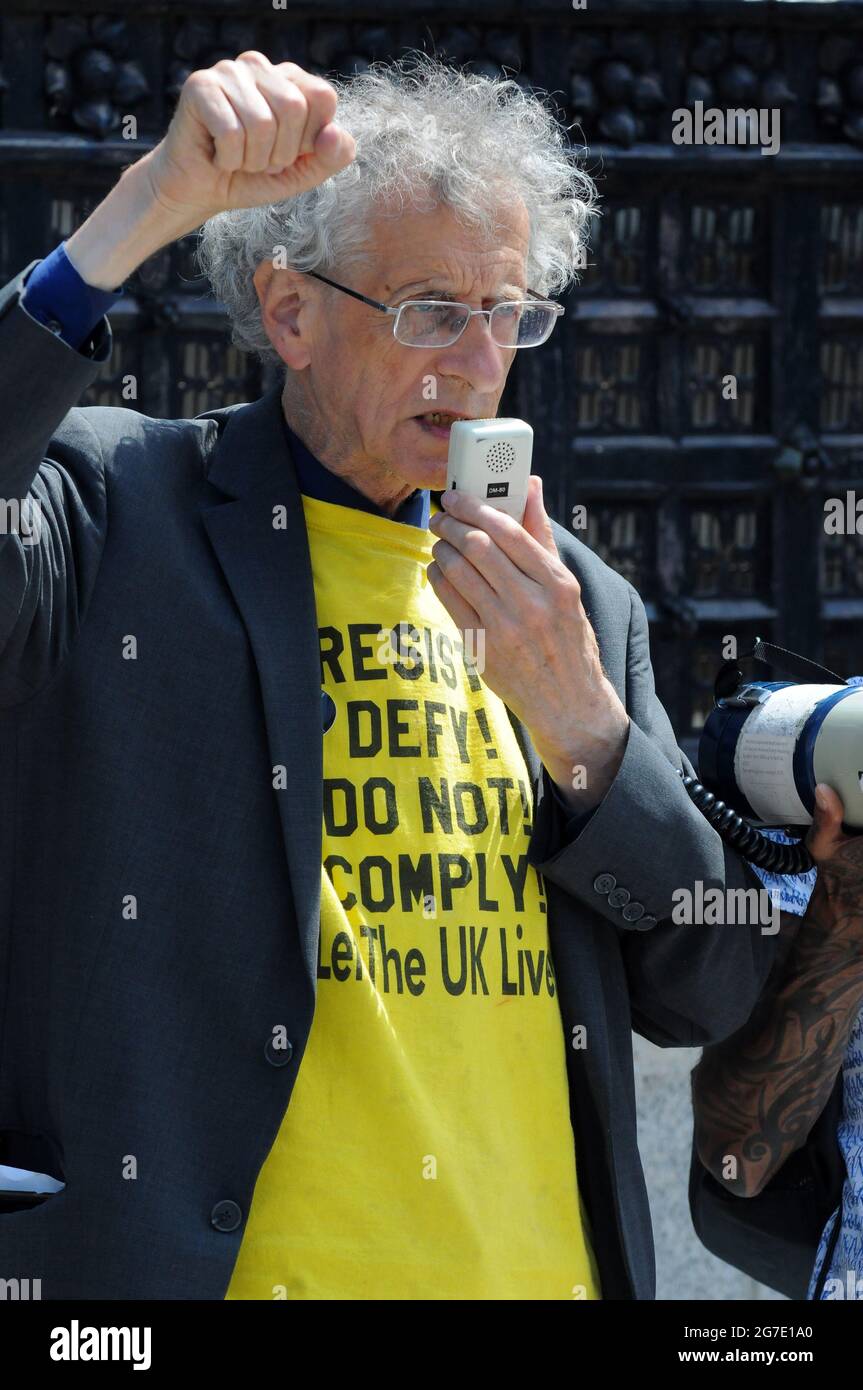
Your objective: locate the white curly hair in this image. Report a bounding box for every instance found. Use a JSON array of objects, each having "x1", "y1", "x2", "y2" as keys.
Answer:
[{"x1": 195, "y1": 49, "x2": 599, "y2": 367}]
